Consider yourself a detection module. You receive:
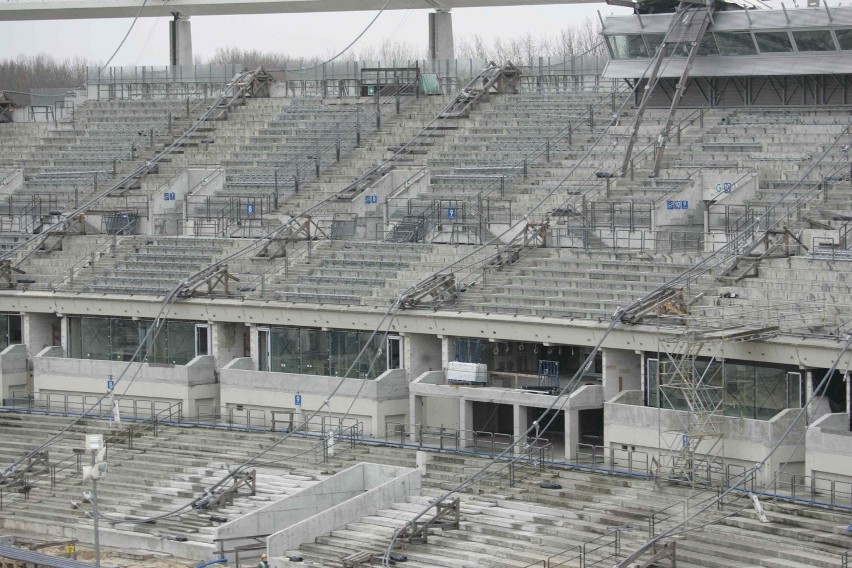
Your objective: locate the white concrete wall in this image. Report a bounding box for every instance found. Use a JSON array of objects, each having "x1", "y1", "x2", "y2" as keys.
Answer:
[
  {"x1": 267, "y1": 463, "x2": 421, "y2": 557},
  {"x1": 212, "y1": 321, "x2": 247, "y2": 368},
  {"x1": 605, "y1": 392, "x2": 806, "y2": 485},
  {"x1": 23, "y1": 312, "x2": 57, "y2": 356},
  {"x1": 0, "y1": 344, "x2": 29, "y2": 401},
  {"x1": 405, "y1": 333, "x2": 441, "y2": 380},
  {"x1": 805, "y1": 412, "x2": 852, "y2": 484},
  {"x1": 602, "y1": 348, "x2": 641, "y2": 402},
  {"x1": 220, "y1": 361, "x2": 409, "y2": 436},
  {"x1": 32, "y1": 352, "x2": 216, "y2": 416}
]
